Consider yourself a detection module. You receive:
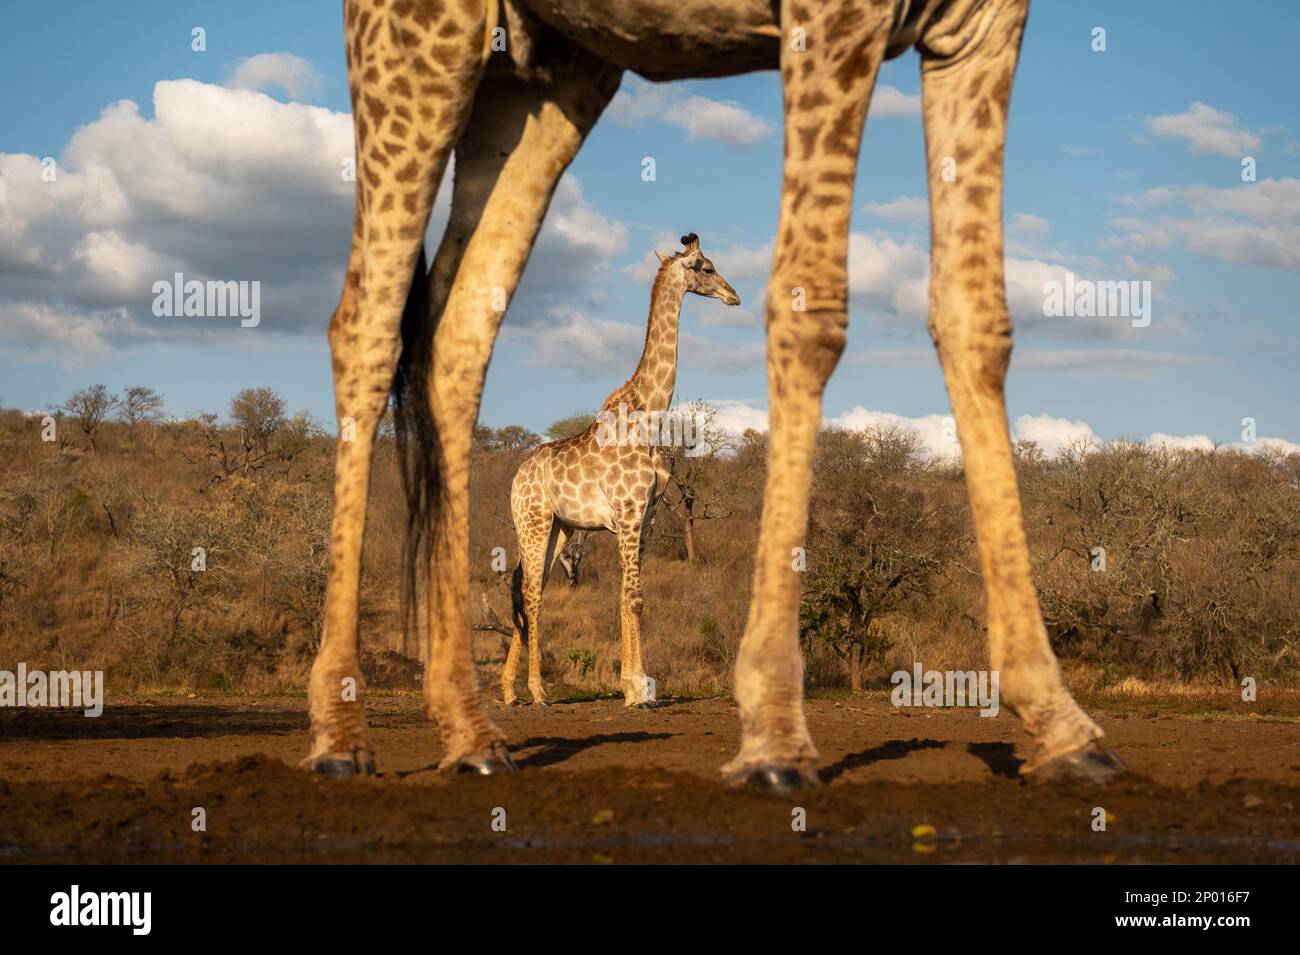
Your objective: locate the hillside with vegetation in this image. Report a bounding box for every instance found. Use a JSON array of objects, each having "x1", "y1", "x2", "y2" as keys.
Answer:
[{"x1": 2, "y1": 384, "x2": 1297, "y2": 698}]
